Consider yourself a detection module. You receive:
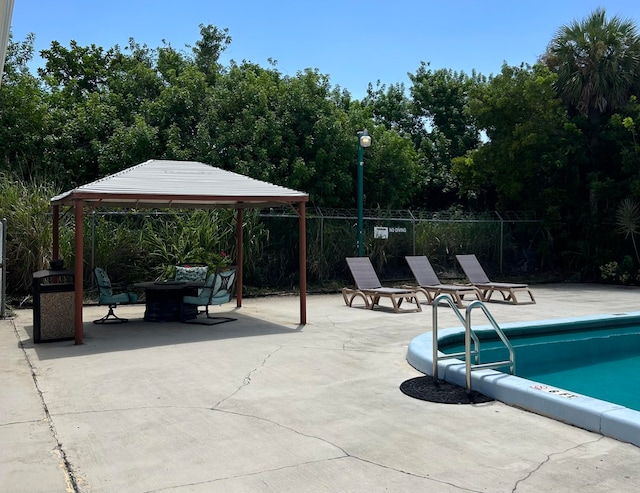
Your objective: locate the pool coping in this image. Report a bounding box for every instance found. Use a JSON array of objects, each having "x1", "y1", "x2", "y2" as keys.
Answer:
[{"x1": 406, "y1": 311, "x2": 640, "y2": 447}]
